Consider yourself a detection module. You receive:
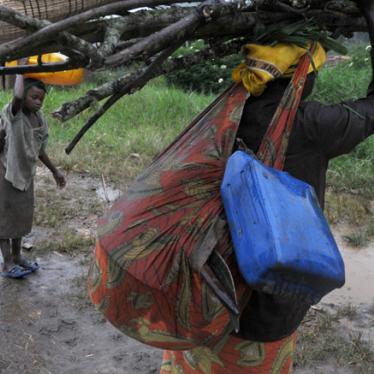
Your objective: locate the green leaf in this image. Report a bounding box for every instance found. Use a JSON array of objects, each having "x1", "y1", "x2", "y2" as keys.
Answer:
[
  {"x1": 322, "y1": 37, "x2": 348, "y2": 55},
  {"x1": 255, "y1": 19, "x2": 347, "y2": 55}
]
